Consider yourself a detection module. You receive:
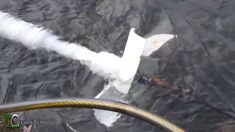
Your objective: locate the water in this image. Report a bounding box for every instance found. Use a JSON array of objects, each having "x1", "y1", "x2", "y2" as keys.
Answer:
[{"x1": 0, "y1": 0, "x2": 235, "y2": 132}]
